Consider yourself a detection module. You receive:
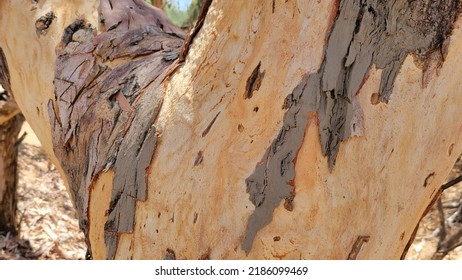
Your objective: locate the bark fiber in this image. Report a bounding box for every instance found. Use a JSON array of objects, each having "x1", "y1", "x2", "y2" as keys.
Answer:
[
  {"x1": 48, "y1": 0, "x2": 184, "y2": 258},
  {"x1": 0, "y1": 47, "x2": 23, "y2": 233}
]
